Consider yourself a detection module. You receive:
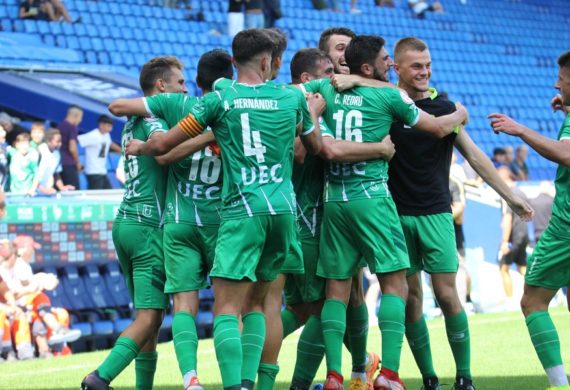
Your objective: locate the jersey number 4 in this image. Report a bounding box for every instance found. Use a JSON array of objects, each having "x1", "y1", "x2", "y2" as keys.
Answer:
[{"x1": 241, "y1": 113, "x2": 267, "y2": 163}]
